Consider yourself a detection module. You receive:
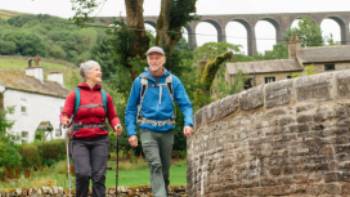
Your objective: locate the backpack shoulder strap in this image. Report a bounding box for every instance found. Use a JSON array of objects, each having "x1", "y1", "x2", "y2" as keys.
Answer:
[
  {"x1": 74, "y1": 87, "x2": 80, "y2": 115},
  {"x1": 101, "y1": 89, "x2": 108, "y2": 114},
  {"x1": 165, "y1": 74, "x2": 174, "y2": 101},
  {"x1": 140, "y1": 74, "x2": 148, "y2": 99},
  {"x1": 138, "y1": 74, "x2": 148, "y2": 119}
]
